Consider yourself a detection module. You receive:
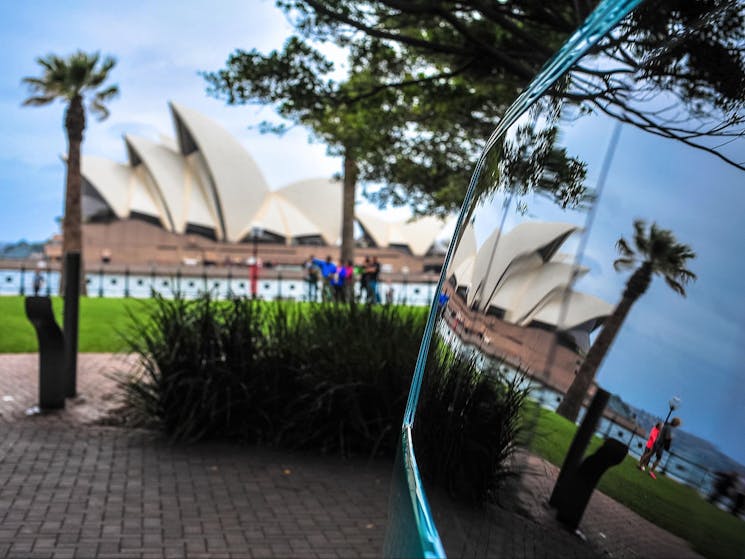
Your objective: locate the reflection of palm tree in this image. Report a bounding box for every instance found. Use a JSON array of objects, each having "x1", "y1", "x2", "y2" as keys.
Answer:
[
  {"x1": 23, "y1": 51, "x2": 118, "y2": 394},
  {"x1": 556, "y1": 220, "x2": 696, "y2": 422}
]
